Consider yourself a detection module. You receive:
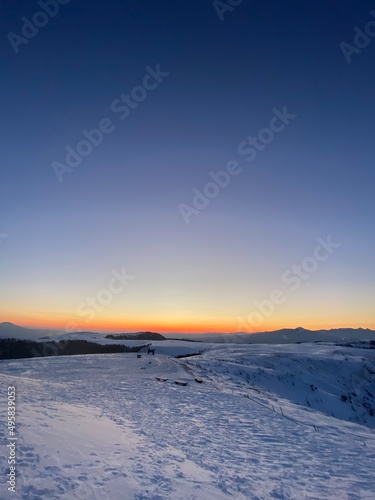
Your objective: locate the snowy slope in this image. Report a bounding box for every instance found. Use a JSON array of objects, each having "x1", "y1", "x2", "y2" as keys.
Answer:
[
  {"x1": 1, "y1": 344, "x2": 375, "y2": 499},
  {"x1": 185, "y1": 343, "x2": 375, "y2": 429}
]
